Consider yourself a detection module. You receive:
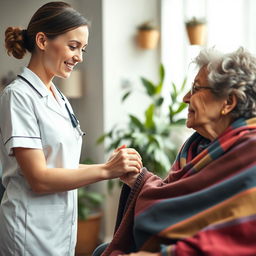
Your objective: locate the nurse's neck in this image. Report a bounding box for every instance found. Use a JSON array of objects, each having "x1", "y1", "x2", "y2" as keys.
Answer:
[
  {"x1": 27, "y1": 64, "x2": 56, "y2": 100},
  {"x1": 28, "y1": 58, "x2": 54, "y2": 91}
]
